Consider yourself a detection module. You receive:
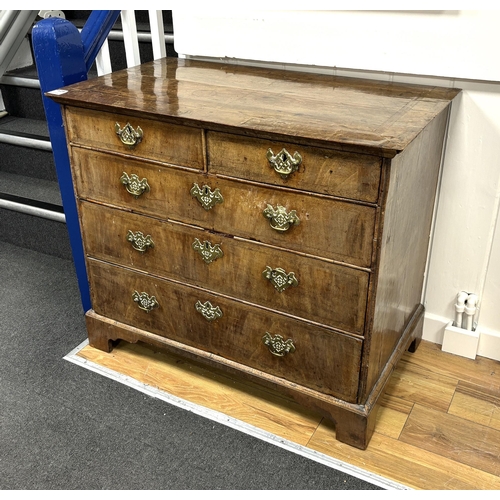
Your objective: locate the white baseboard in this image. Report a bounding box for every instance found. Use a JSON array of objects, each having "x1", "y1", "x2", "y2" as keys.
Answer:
[
  {"x1": 422, "y1": 312, "x2": 448, "y2": 345},
  {"x1": 423, "y1": 312, "x2": 500, "y2": 362},
  {"x1": 477, "y1": 326, "x2": 500, "y2": 361}
]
